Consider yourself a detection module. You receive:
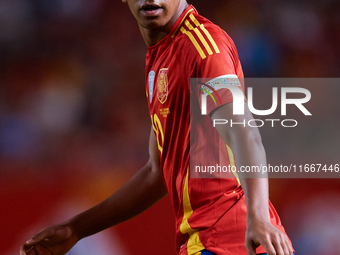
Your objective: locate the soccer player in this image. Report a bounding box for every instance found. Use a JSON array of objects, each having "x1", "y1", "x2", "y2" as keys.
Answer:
[{"x1": 20, "y1": 1, "x2": 294, "y2": 255}]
